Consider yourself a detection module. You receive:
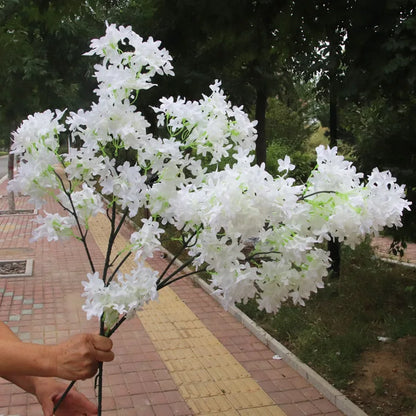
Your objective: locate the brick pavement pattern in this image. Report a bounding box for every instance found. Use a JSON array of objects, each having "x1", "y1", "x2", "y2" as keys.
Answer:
[{"x1": 0, "y1": 179, "x2": 344, "y2": 416}]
